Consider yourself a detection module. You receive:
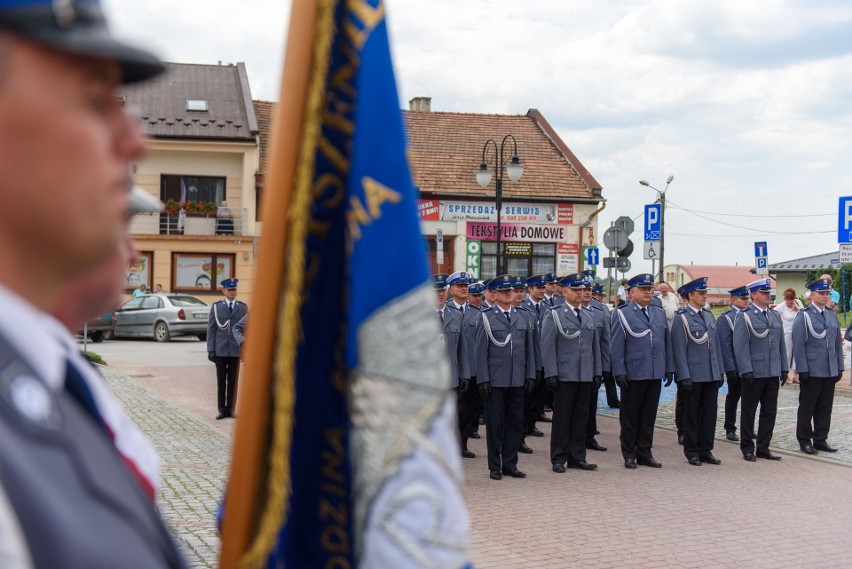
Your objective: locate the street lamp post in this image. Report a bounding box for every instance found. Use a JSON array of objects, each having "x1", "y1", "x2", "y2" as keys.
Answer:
[
  {"x1": 475, "y1": 134, "x2": 524, "y2": 276},
  {"x1": 639, "y1": 175, "x2": 674, "y2": 284}
]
